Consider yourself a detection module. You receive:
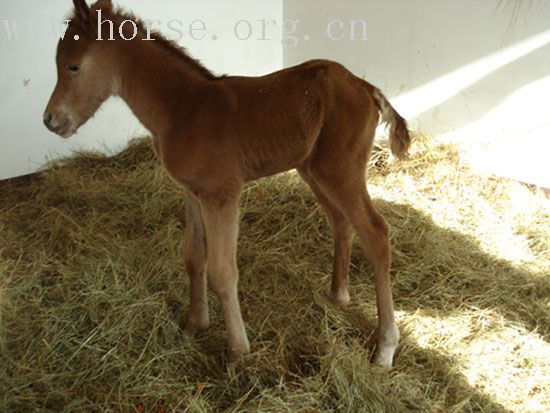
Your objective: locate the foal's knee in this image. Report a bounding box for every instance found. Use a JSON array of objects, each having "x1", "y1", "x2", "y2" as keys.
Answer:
[
  {"x1": 207, "y1": 261, "x2": 239, "y2": 299},
  {"x1": 184, "y1": 256, "x2": 205, "y2": 278},
  {"x1": 183, "y1": 230, "x2": 206, "y2": 276},
  {"x1": 184, "y1": 240, "x2": 206, "y2": 275}
]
